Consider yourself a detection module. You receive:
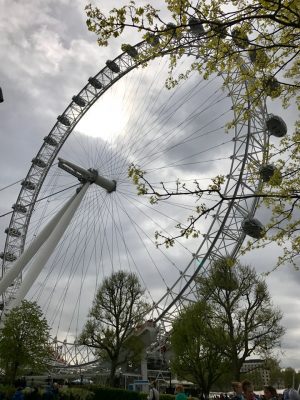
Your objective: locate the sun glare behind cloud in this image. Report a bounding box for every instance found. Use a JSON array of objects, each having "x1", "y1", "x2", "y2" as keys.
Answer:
[{"x1": 76, "y1": 89, "x2": 129, "y2": 142}]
